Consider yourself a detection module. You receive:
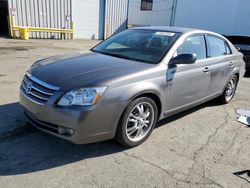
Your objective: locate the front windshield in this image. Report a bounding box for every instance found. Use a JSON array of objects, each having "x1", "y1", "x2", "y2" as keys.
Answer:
[{"x1": 92, "y1": 29, "x2": 180, "y2": 64}]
